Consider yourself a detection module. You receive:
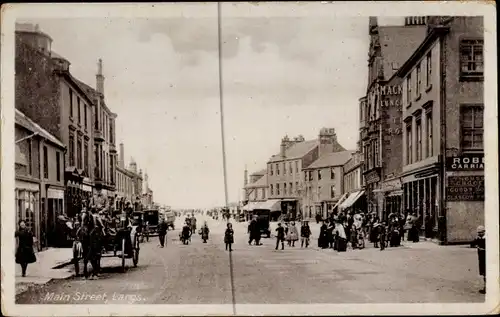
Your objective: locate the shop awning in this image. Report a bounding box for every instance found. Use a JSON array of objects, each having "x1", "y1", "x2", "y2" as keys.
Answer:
[
  {"x1": 256, "y1": 199, "x2": 281, "y2": 212},
  {"x1": 339, "y1": 190, "x2": 364, "y2": 211},
  {"x1": 242, "y1": 202, "x2": 260, "y2": 211},
  {"x1": 332, "y1": 193, "x2": 349, "y2": 210}
]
